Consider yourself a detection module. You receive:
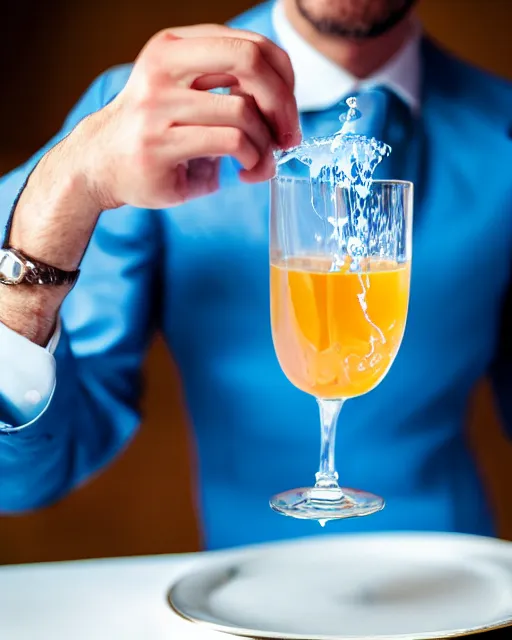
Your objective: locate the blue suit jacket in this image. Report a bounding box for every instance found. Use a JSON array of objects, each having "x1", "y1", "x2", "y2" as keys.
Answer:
[{"x1": 1, "y1": 2, "x2": 512, "y2": 549}]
